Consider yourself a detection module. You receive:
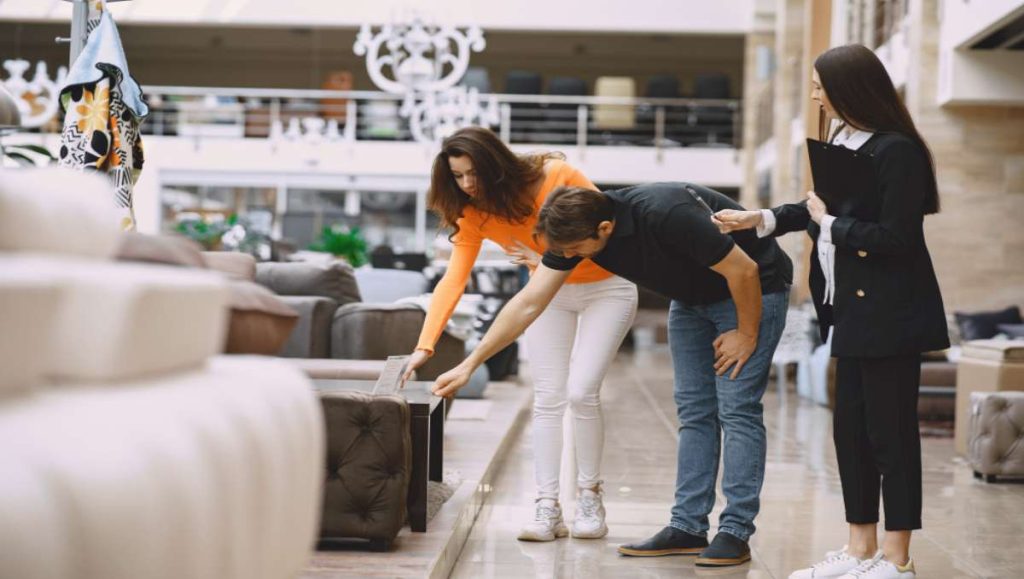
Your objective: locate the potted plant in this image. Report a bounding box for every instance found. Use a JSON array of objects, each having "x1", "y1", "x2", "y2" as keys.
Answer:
[
  {"x1": 174, "y1": 214, "x2": 232, "y2": 250},
  {"x1": 308, "y1": 224, "x2": 368, "y2": 267}
]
